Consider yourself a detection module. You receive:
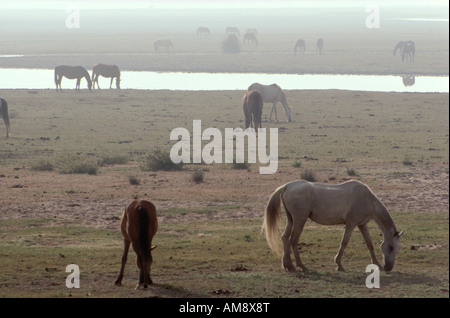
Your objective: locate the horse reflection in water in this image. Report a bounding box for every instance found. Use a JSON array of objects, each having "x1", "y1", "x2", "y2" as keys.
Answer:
[{"x1": 402, "y1": 75, "x2": 415, "y2": 87}]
